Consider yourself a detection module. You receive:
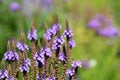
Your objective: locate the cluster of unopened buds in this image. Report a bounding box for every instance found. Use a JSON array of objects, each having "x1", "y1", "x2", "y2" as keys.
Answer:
[{"x1": 0, "y1": 17, "x2": 82, "y2": 80}]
